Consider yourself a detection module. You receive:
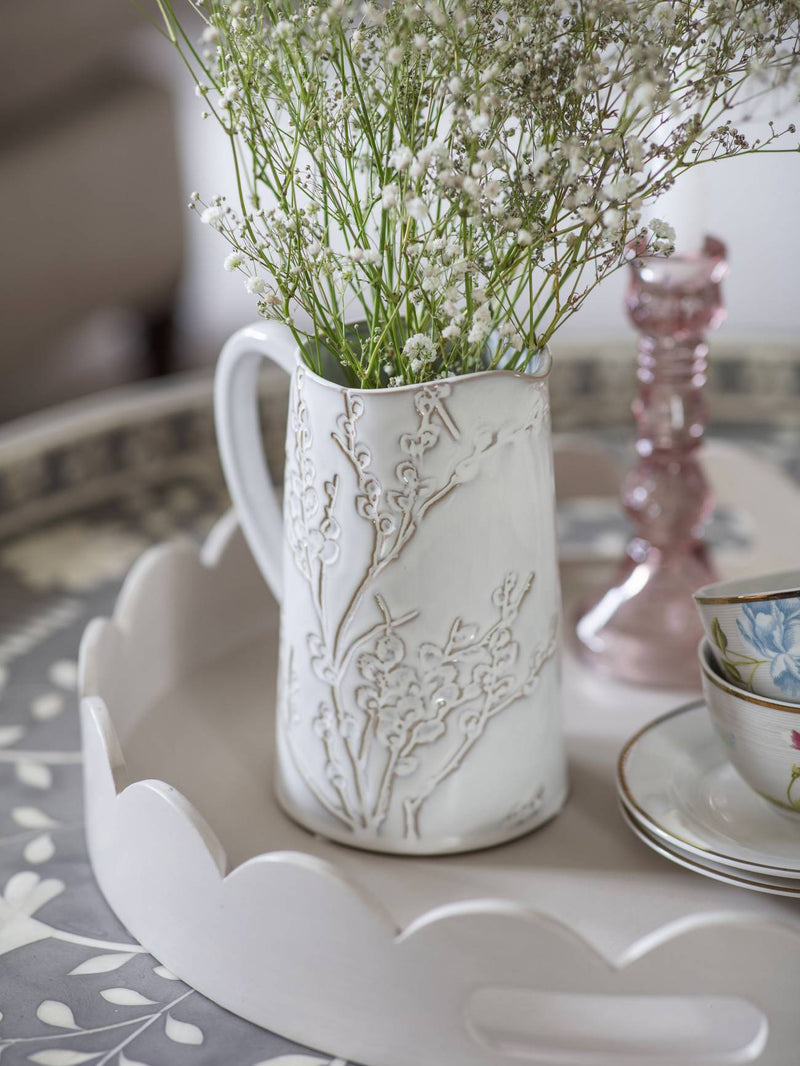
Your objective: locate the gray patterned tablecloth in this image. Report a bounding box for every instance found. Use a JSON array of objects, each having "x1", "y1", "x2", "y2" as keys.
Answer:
[
  {"x1": 0, "y1": 375, "x2": 797, "y2": 1065},
  {"x1": 0, "y1": 402, "x2": 344, "y2": 1065}
]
